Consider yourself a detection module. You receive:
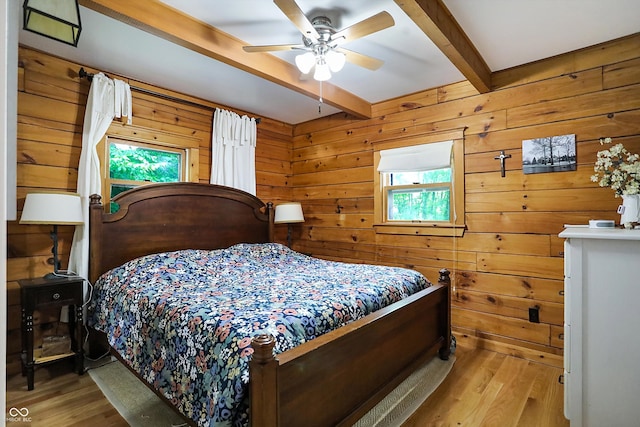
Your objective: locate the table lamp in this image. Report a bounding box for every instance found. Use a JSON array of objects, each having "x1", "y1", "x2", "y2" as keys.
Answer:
[
  {"x1": 20, "y1": 192, "x2": 84, "y2": 278},
  {"x1": 274, "y1": 202, "x2": 305, "y2": 248}
]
